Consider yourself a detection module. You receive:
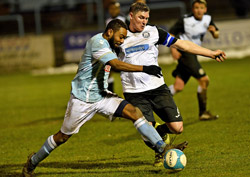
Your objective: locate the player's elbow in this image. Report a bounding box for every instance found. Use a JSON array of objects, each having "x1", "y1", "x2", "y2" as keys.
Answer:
[{"x1": 108, "y1": 59, "x2": 121, "y2": 71}]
